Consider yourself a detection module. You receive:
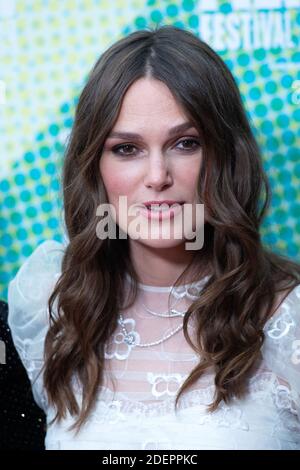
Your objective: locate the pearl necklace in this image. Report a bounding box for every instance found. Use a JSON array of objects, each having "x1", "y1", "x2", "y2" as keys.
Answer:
[
  {"x1": 118, "y1": 312, "x2": 184, "y2": 348},
  {"x1": 118, "y1": 273, "x2": 210, "y2": 349}
]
